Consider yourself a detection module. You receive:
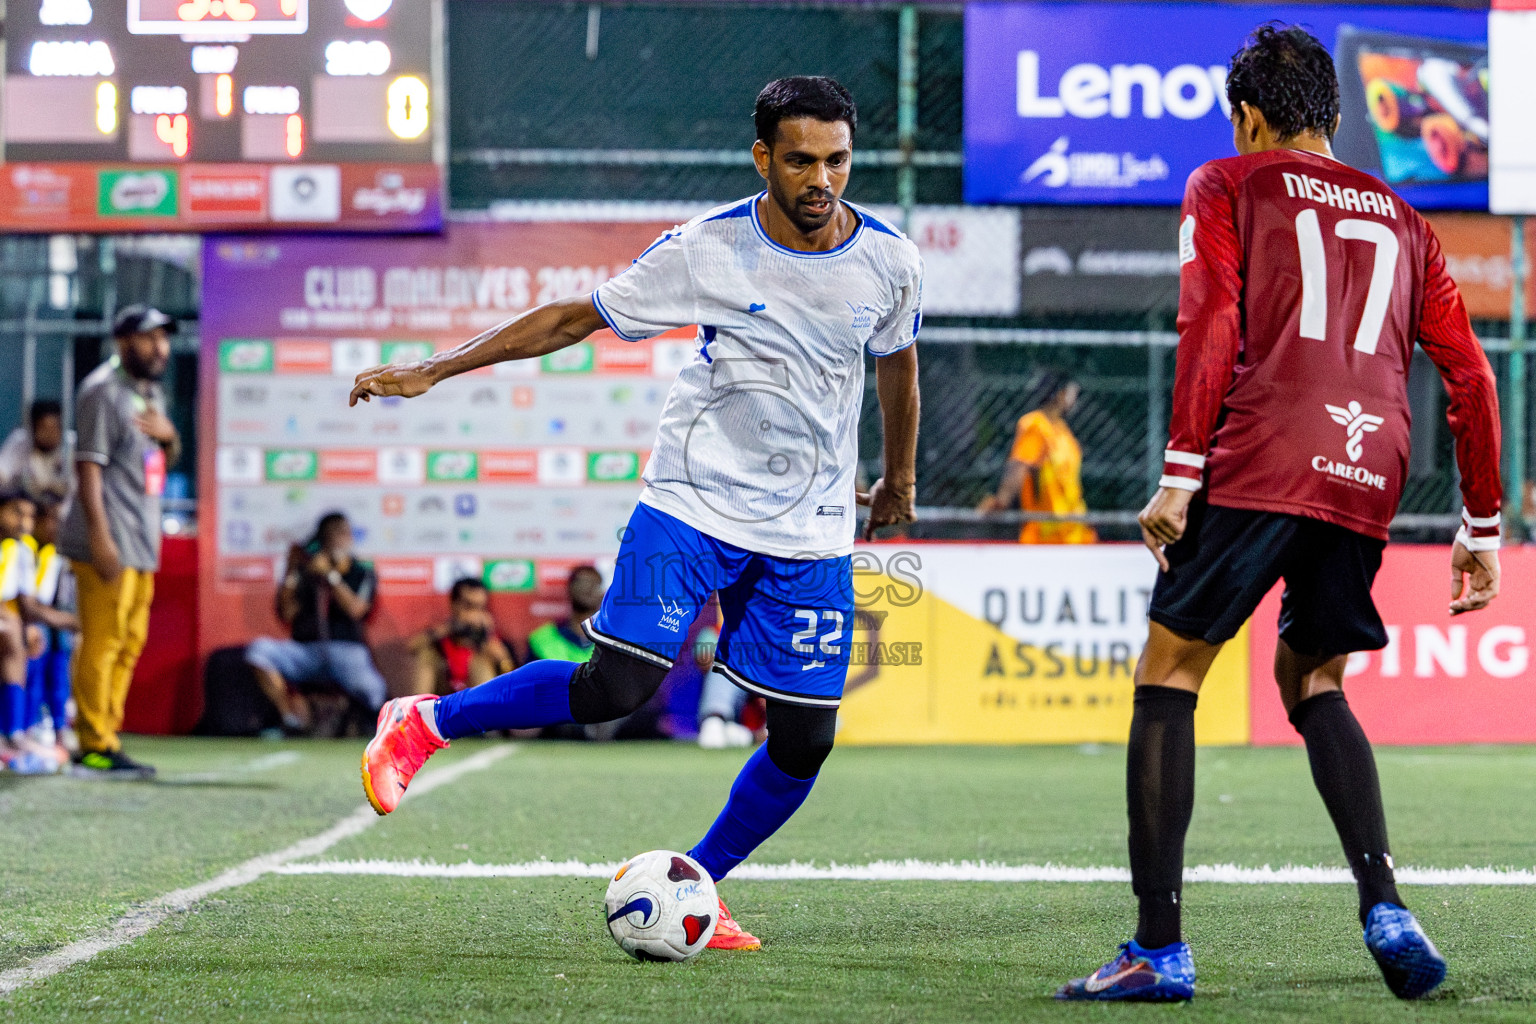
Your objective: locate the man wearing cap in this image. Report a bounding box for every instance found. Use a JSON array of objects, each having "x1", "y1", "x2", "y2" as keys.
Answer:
[{"x1": 58, "y1": 305, "x2": 179, "y2": 778}]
